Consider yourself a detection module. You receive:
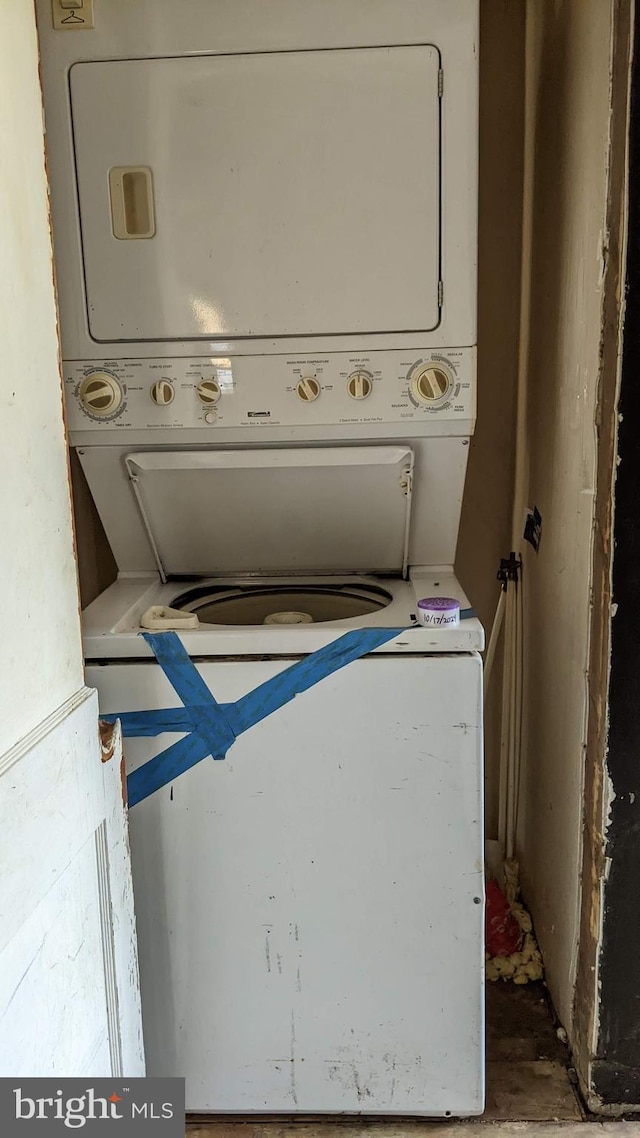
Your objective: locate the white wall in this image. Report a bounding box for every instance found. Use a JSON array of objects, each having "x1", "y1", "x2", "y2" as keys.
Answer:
[
  {"x1": 0, "y1": 6, "x2": 83, "y2": 754},
  {"x1": 0, "y1": 7, "x2": 144, "y2": 1076},
  {"x1": 518, "y1": 0, "x2": 615, "y2": 1034}
]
